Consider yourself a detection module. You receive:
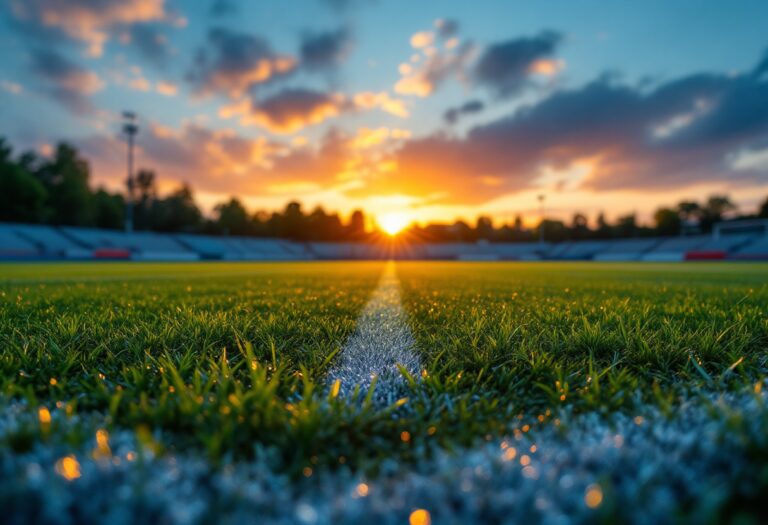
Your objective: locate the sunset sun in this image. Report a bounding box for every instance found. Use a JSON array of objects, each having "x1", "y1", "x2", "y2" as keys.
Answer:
[{"x1": 379, "y1": 212, "x2": 410, "y2": 236}]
